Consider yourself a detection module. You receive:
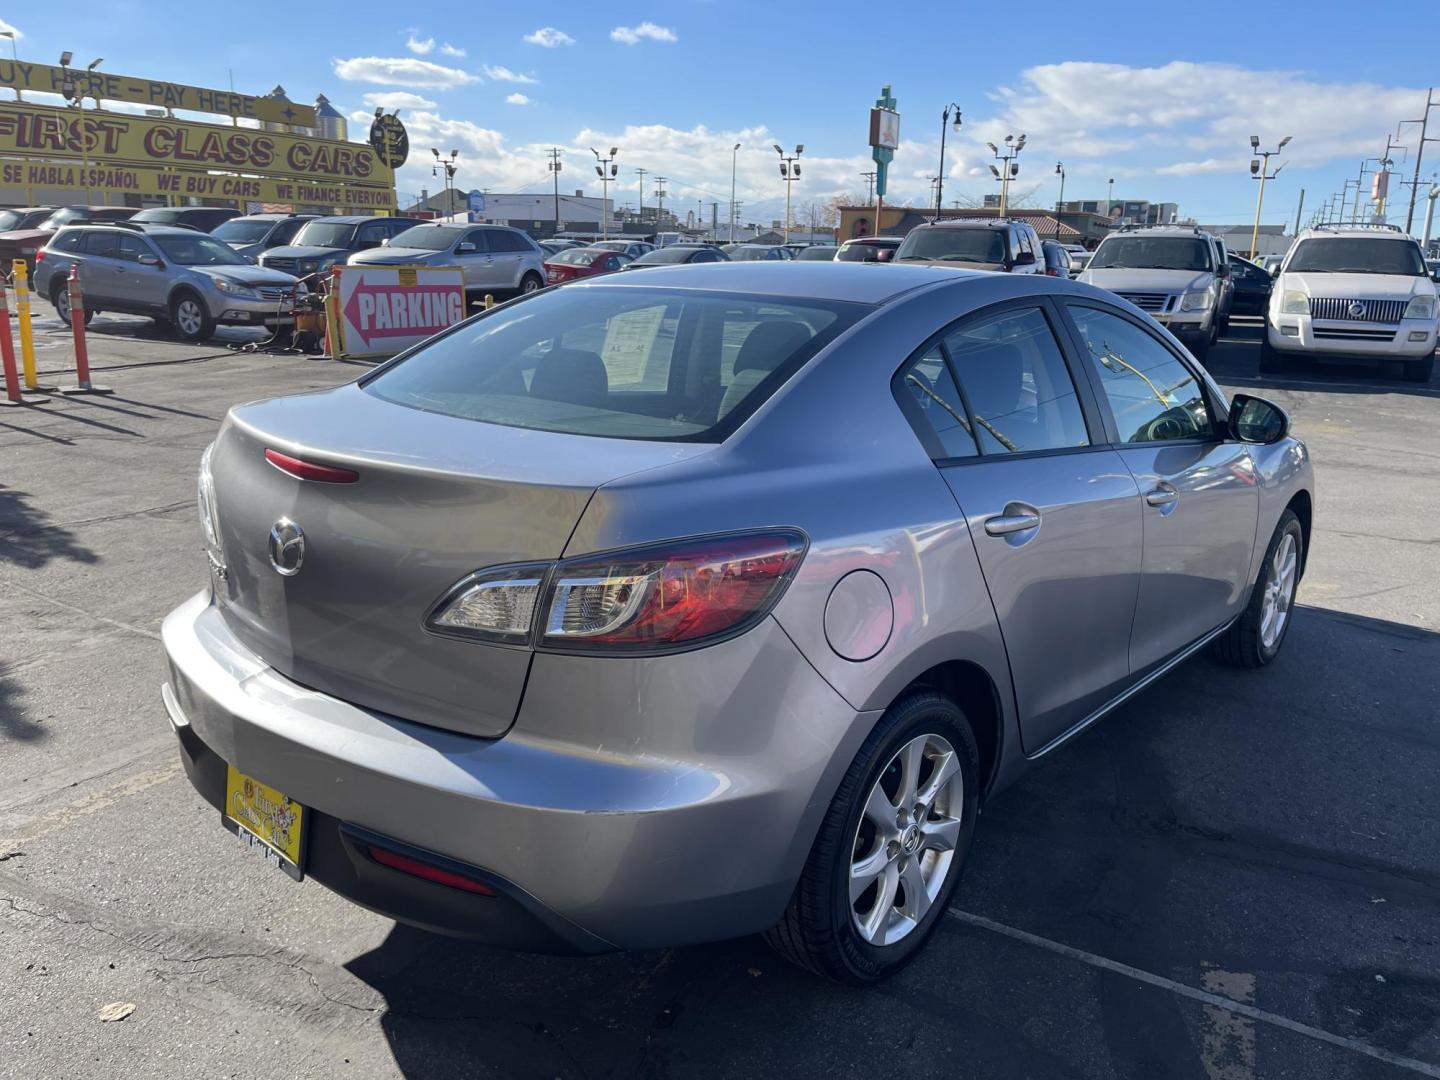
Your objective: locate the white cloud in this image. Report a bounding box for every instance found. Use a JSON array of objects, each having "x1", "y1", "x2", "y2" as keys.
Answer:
[
  {"x1": 0, "y1": 18, "x2": 21, "y2": 38},
  {"x1": 610, "y1": 22, "x2": 677, "y2": 45},
  {"x1": 523, "y1": 27, "x2": 574, "y2": 47},
  {"x1": 505, "y1": 93, "x2": 530, "y2": 106},
  {"x1": 439, "y1": 43, "x2": 466, "y2": 57},
  {"x1": 333, "y1": 56, "x2": 479, "y2": 88},
  {"x1": 362, "y1": 91, "x2": 438, "y2": 111},
  {"x1": 483, "y1": 65, "x2": 537, "y2": 85},
  {"x1": 405, "y1": 35, "x2": 435, "y2": 55}
]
